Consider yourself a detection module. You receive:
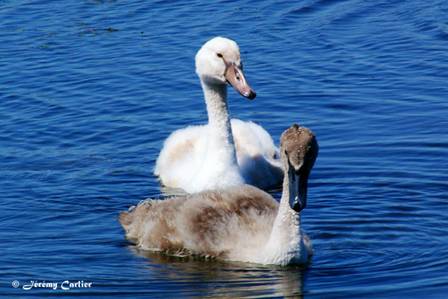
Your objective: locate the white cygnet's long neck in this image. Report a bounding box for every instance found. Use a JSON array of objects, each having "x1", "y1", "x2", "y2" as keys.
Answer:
[
  {"x1": 201, "y1": 80, "x2": 236, "y2": 158},
  {"x1": 185, "y1": 78, "x2": 244, "y2": 192},
  {"x1": 262, "y1": 170, "x2": 302, "y2": 265}
]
